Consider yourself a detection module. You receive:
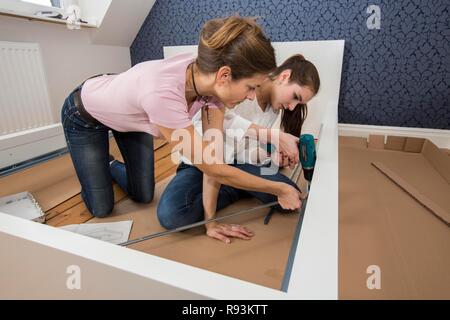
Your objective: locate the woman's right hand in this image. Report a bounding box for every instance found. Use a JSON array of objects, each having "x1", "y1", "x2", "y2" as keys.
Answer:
[{"x1": 276, "y1": 183, "x2": 303, "y2": 210}]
